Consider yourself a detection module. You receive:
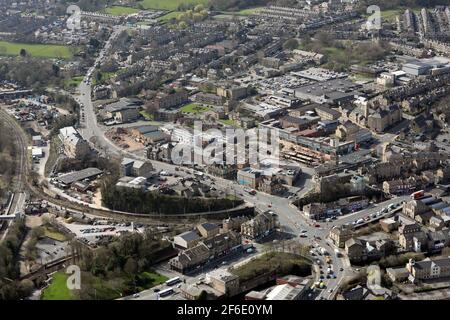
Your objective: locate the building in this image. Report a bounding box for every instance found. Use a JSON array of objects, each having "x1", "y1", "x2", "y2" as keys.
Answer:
[
  {"x1": 237, "y1": 168, "x2": 262, "y2": 189},
  {"x1": 280, "y1": 115, "x2": 314, "y2": 131},
  {"x1": 386, "y1": 267, "x2": 409, "y2": 283},
  {"x1": 104, "y1": 98, "x2": 141, "y2": 123},
  {"x1": 121, "y1": 158, "x2": 154, "y2": 178},
  {"x1": 345, "y1": 238, "x2": 367, "y2": 263},
  {"x1": 407, "y1": 257, "x2": 450, "y2": 282},
  {"x1": 130, "y1": 125, "x2": 169, "y2": 145},
  {"x1": 54, "y1": 168, "x2": 103, "y2": 188},
  {"x1": 222, "y1": 216, "x2": 249, "y2": 232},
  {"x1": 246, "y1": 283, "x2": 309, "y2": 300},
  {"x1": 197, "y1": 223, "x2": 220, "y2": 238},
  {"x1": 206, "y1": 269, "x2": 240, "y2": 297},
  {"x1": 170, "y1": 231, "x2": 241, "y2": 273},
  {"x1": 241, "y1": 212, "x2": 278, "y2": 240},
  {"x1": 195, "y1": 93, "x2": 225, "y2": 106},
  {"x1": 403, "y1": 200, "x2": 430, "y2": 219},
  {"x1": 217, "y1": 86, "x2": 248, "y2": 100},
  {"x1": 294, "y1": 79, "x2": 362, "y2": 105},
  {"x1": 58, "y1": 126, "x2": 90, "y2": 159},
  {"x1": 173, "y1": 230, "x2": 201, "y2": 250},
  {"x1": 367, "y1": 105, "x2": 402, "y2": 133},
  {"x1": 329, "y1": 226, "x2": 352, "y2": 248},
  {"x1": 152, "y1": 91, "x2": 188, "y2": 109}
]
